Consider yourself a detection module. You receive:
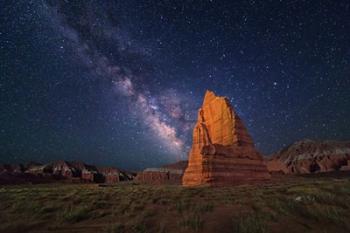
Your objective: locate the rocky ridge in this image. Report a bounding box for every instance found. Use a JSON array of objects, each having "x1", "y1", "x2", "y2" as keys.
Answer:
[
  {"x1": 0, "y1": 160, "x2": 134, "y2": 185},
  {"x1": 266, "y1": 139, "x2": 350, "y2": 174}
]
